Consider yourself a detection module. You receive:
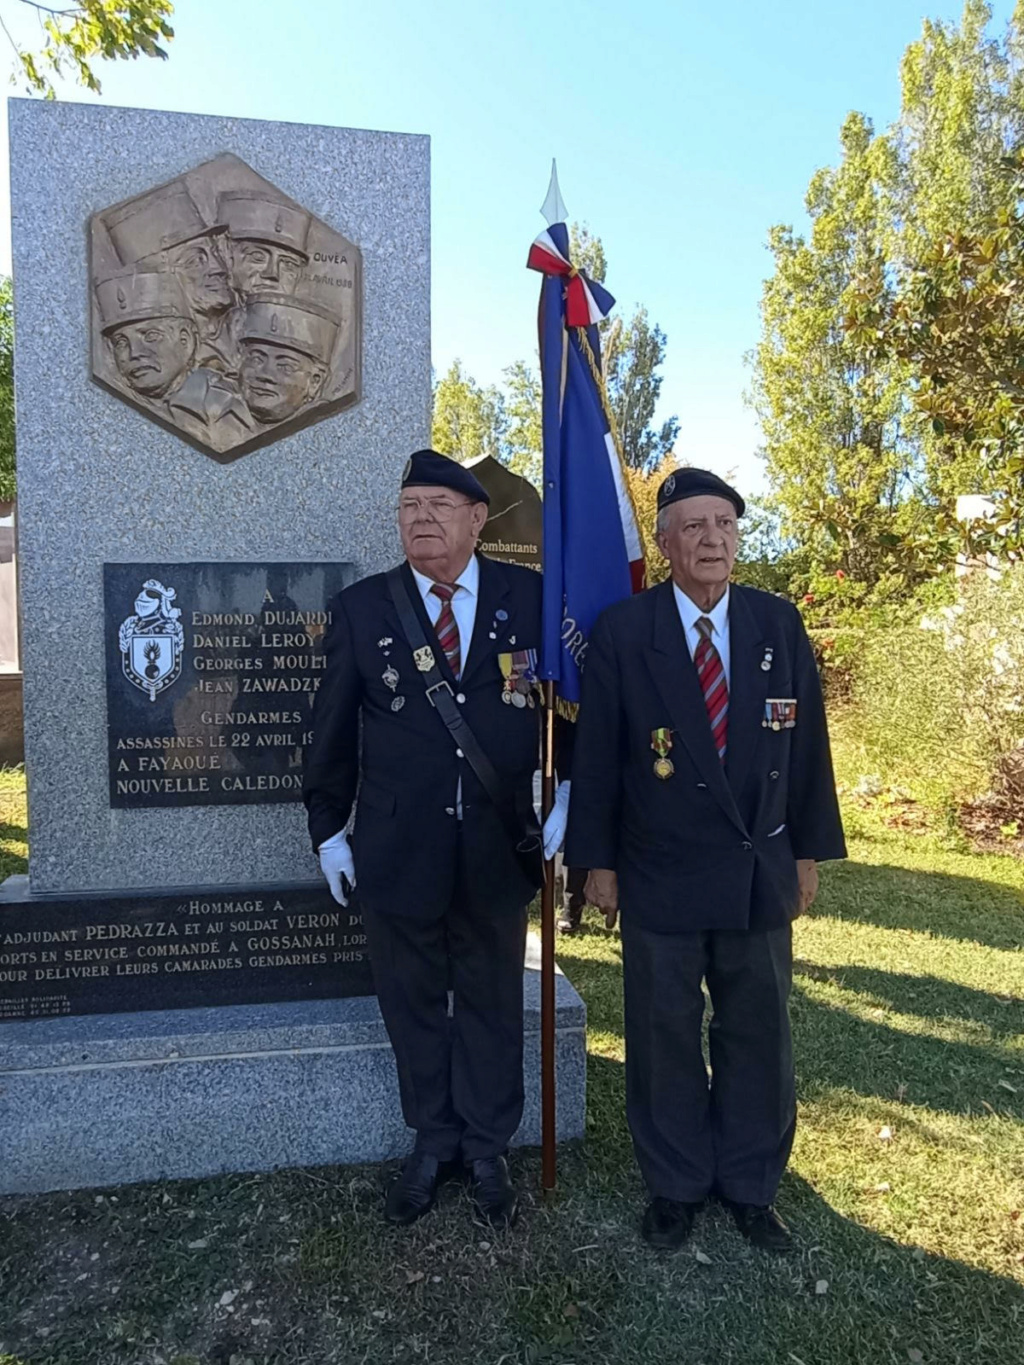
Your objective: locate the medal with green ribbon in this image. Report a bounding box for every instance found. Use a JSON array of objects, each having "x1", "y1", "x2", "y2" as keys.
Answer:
[
  {"x1": 499, "y1": 649, "x2": 539, "y2": 708},
  {"x1": 651, "y1": 727, "x2": 674, "y2": 779}
]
